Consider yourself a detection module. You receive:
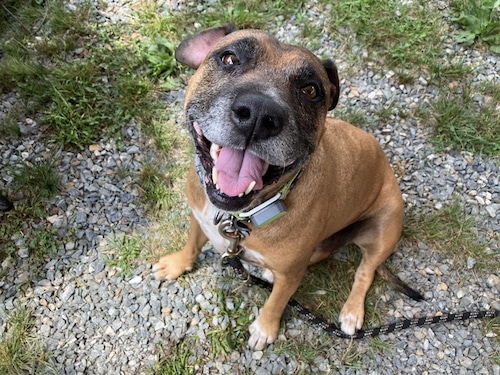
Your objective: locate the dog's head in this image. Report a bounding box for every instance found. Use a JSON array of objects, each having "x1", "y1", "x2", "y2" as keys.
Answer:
[{"x1": 176, "y1": 24, "x2": 340, "y2": 212}]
